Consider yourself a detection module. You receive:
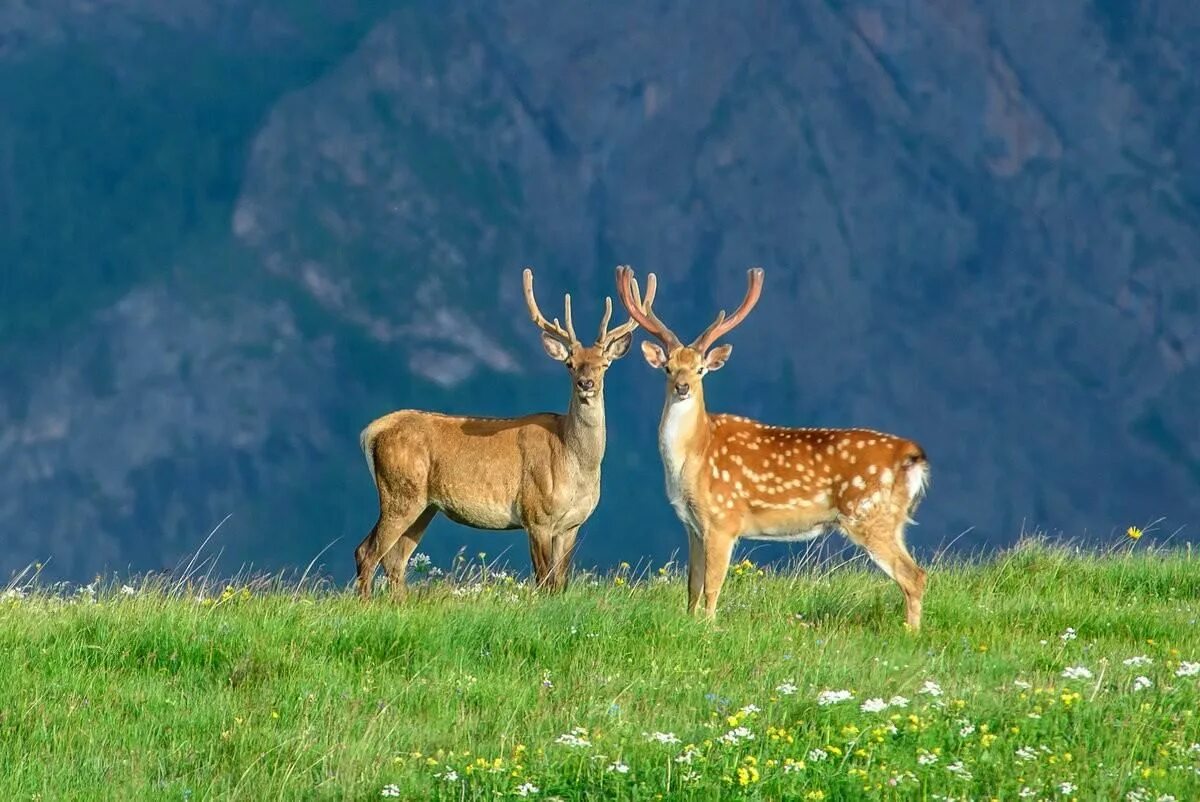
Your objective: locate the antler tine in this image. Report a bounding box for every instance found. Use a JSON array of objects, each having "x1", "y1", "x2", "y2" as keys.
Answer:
[
  {"x1": 596, "y1": 296, "x2": 614, "y2": 341},
  {"x1": 690, "y1": 267, "x2": 765, "y2": 353},
  {"x1": 522, "y1": 267, "x2": 575, "y2": 344},
  {"x1": 614, "y1": 266, "x2": 680, "y2": 348},
  {"x1": 562, "y1": 293, "x2": 578, "y2": 343}
]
